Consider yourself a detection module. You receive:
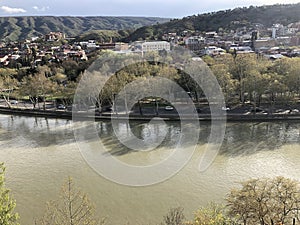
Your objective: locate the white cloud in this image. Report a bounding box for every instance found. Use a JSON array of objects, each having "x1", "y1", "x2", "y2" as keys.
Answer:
[
  {"x1": 1, "y1": 6, "x2": 26, "y2": 14},
  {"x1": 257, "y1": 0, "x2": 300, "y2": 4},
  {"x1": 33, "y1": 6, "x2": 50, "y2": 12}
]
